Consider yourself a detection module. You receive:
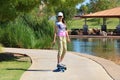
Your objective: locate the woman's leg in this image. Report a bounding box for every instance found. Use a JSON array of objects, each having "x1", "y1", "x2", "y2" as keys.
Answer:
[
  {"x1": 60, "y1": 37, "x2": 67, "y2": 62},
  {"x1": 57, "y1": 37, "x2": 63, "y2": 64}
]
